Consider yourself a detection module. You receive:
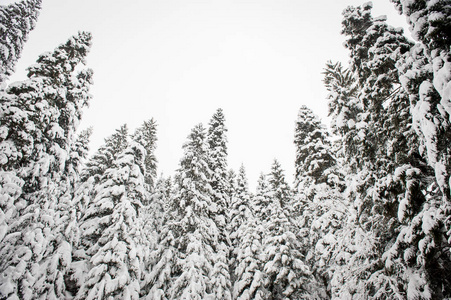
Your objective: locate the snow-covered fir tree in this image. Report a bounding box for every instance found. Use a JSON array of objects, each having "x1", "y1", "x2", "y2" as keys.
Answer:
[
  {"x1": 206, "y1": 108, "x2": 232, "y2": 300},
  {"x1": 293, "y1": 105, "x2": 346, "y2": 299},
  {"x1": 0, "y1": 31, "x2": 93, "y2": 299},
  {"x1": 228, "y1": 165, "x2": 251, "y2": 250},
  {"x1": 293, "y1": 105, "x2": 338, "y2": 190},
  {"x1": 232, "y1": 166, "x2": 268, "y2": 300},
  {"x1": 132, "y1": 119, "x2": 158, "y2": 192},
  {"x1": 0, "y1": 0, "x2": 41, "y2": 86},
  {"x1": 262, "y1": 160, "x2": 313, "y2": 299},
  {"x1": 167, "y1": 124, "x2": 219, "y2": 299},
  {"x1": 77, "y1": 140, "x2": 148, "y2": 300}
]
